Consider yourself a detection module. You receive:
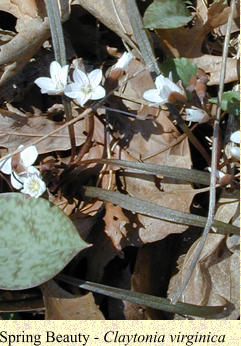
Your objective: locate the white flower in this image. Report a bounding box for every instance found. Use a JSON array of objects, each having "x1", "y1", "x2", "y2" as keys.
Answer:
[
  {"x1": 21, "y1": 172, "x2": 46, "y2": 198},
  {"x1": 112, "y1": 52, "x2": 133, "y2": 71},
  {"x1": 143, "y1": 73, "x2": 185, "y2": 106},
  {"x1": 64, "y1": 68, "x2": 106, "y2": 106},
  {"x1": 0, "y1": 145, "x2": 38, "y2": 189},
  {"x1": 185, "y1": 107, "x2": 209, "y2": 123},
  {"x1": 34, "y1": 61, "x2": 69, "y2": 95},
  {"x1": 230, "y1": 147, "x2": 240, "y2": 160},
  {"x1": 230, "y1": 130, "x2": 240, "y2": 160},
  {"x1": 230, "y1": 130, "x2": 240, "y2": 144}
]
